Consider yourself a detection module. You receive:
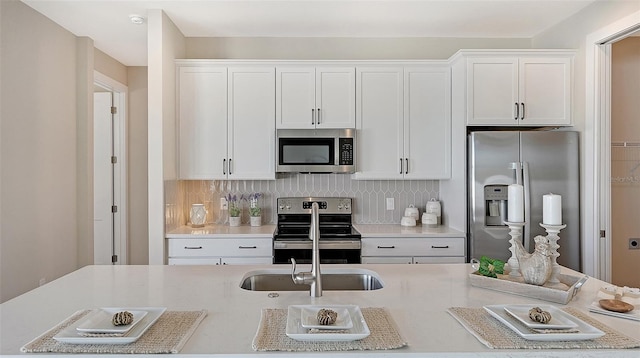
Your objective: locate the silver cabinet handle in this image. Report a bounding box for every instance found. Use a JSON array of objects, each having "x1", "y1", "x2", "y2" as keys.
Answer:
[
  {"x1": 184, "y1": 246, "x2": 203, "y2": 250},
  {"x1": 431, "y1": 245, "x2": 450, "y2": 249},
  {"x1": 312, "y1": 108, "x2": 315, "y2": 125},
  {"x1": 399, "y1": 158, "x2": 403, "y2": 174},
  {"x1": 520, "y1": 102, "x2": 525, "y2": 120},
  {"x1": 238, "y1": 246, "x2": 257, "y2": 249},
  {"x1": 317, "y1": 108, "x2": 321, "y2": 124},
  {"x1": 223, "y1": 159, "x2": 226, "y2": 174},
  {"x1": 377, "y1": 245, "x2": 396, "y2": 249},
  {"x1": 405, "y1": 158, "x2": 409, "y2": 174},
  {"x1": 228, "y1": 158, "x2": 232, "y2": 175},
  {"x1": 515, "y1": 102, "x2": 519, "y2": 120}
]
